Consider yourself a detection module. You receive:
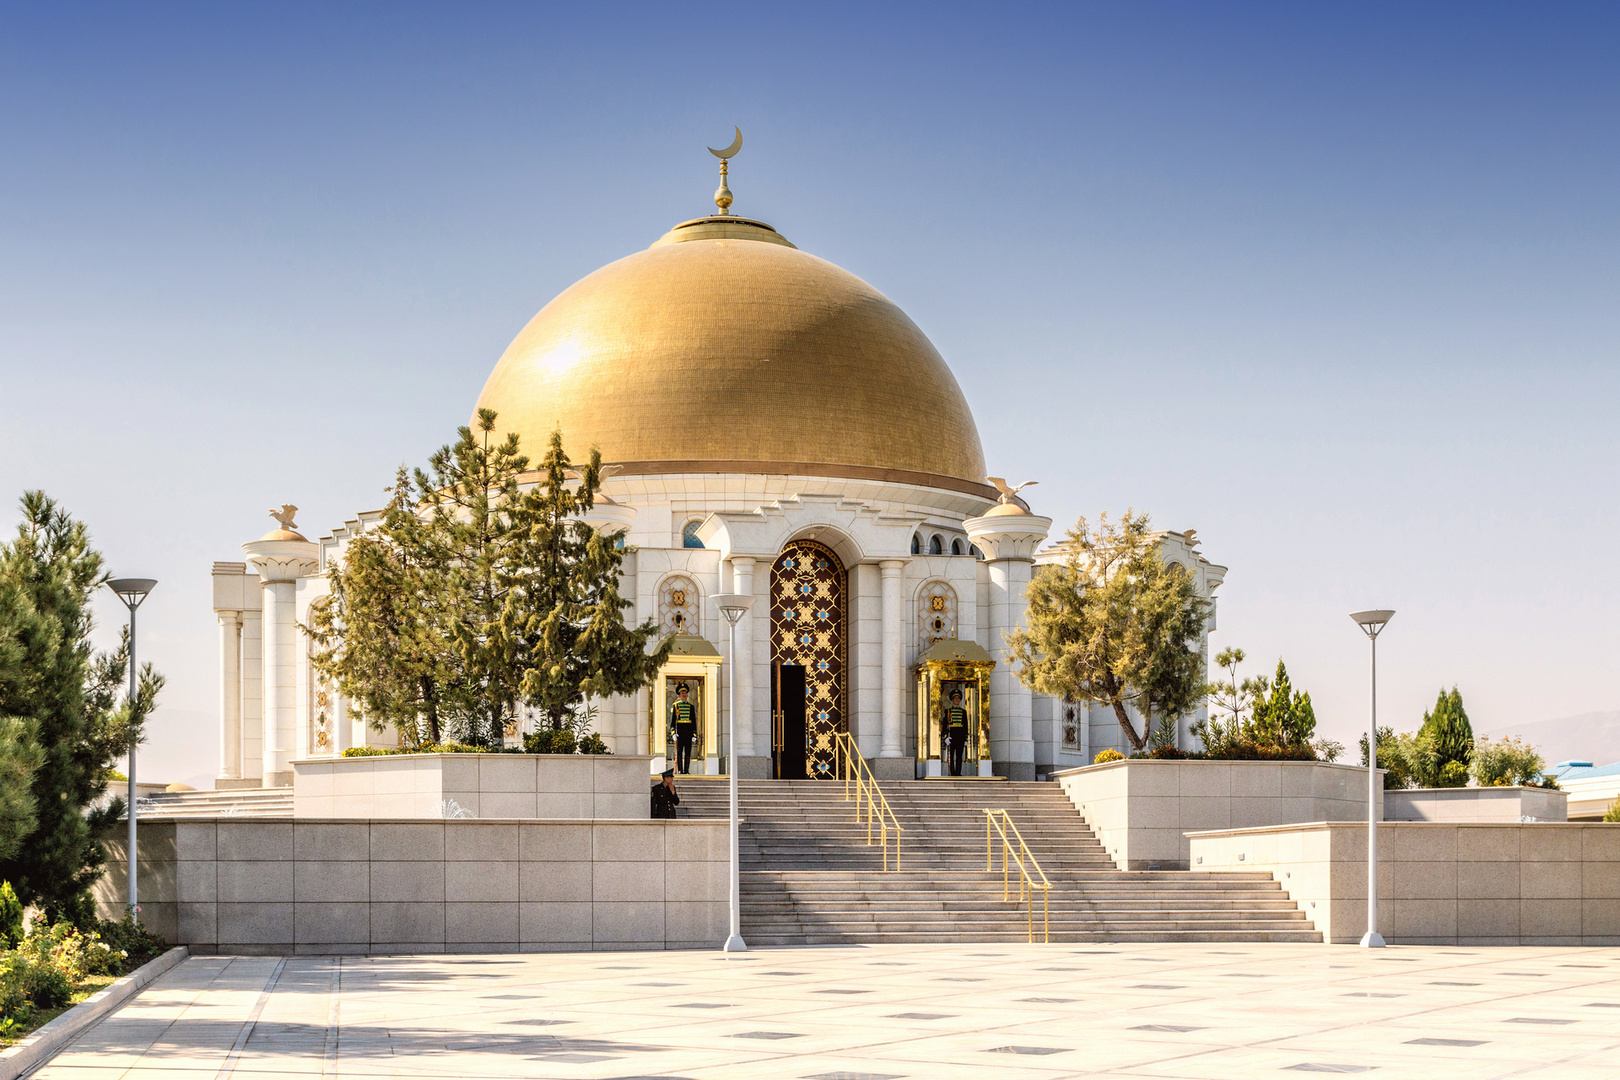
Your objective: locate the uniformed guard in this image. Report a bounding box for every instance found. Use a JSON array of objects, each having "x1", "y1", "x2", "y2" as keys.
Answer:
[
  {"x1": 944, "y1": 688, "x2": 969, "y2": 776},
  {"x1": 651, "y1": 768, "x2": 680, "y2": 819},
  {"x1": 670, "y1": 682, "x2": 698, "y2": 774}
]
